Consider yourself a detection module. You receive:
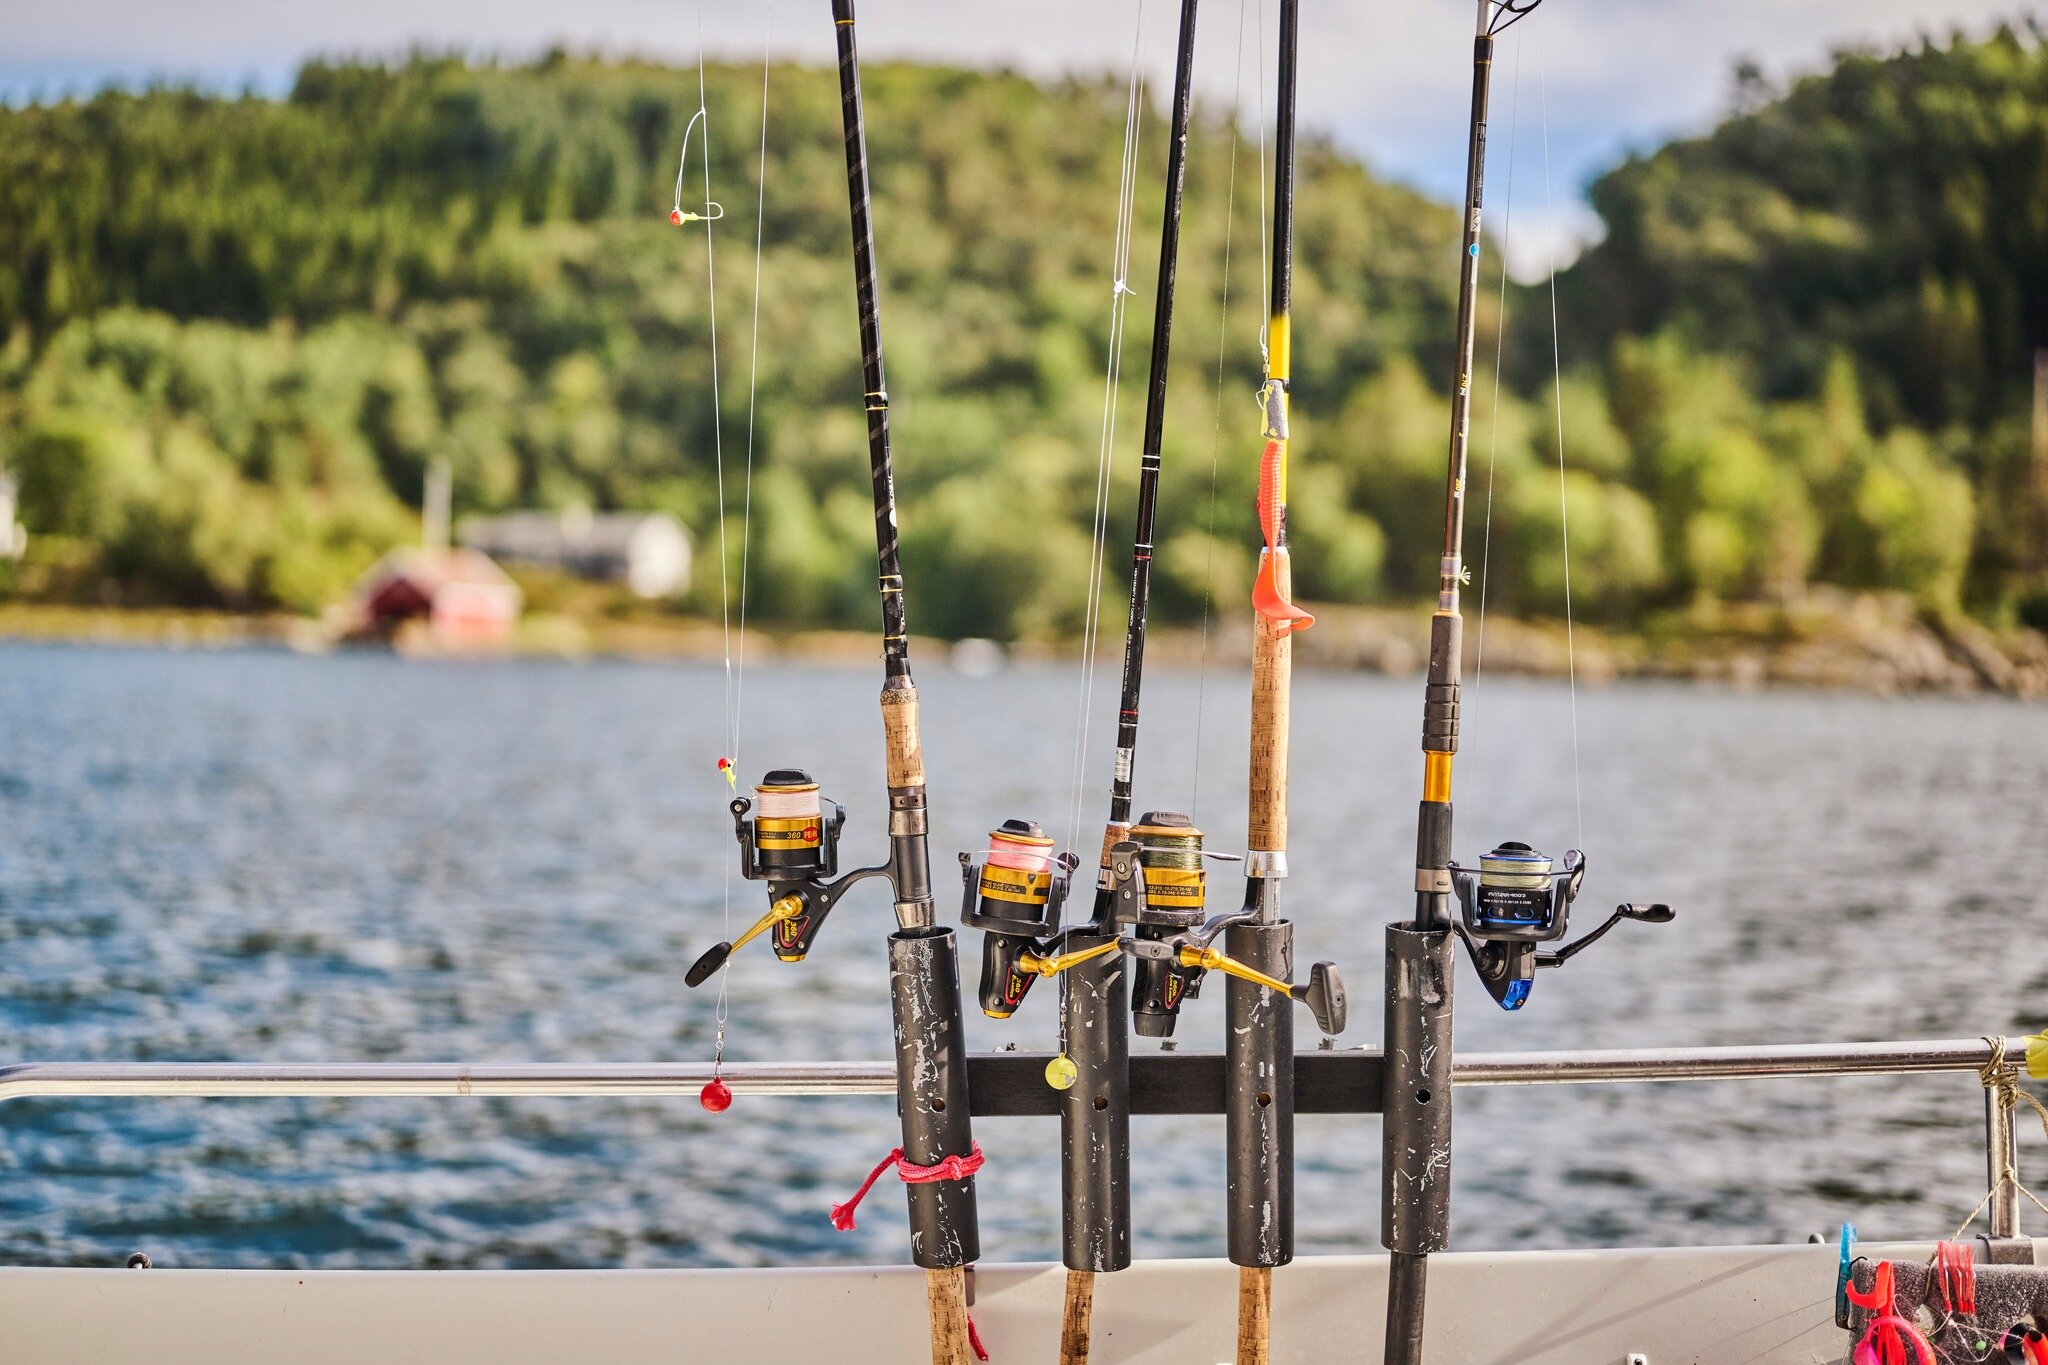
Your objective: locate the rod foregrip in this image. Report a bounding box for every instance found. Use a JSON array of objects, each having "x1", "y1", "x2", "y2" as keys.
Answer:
[
  {"x1": 882, "y1": 682, "x2": 926, "y2": 790},
  {"x1": 1381, "y1": 926, "x2": 1454, "y2": 1256},
  {"x1": 1248, "y1": 552, "x2": 1293, "y2": 855},
  {"x1": 889, "y1": 928, "x2": 980, "y2": 1270},
  {"x1": 1059, "y1": 931, "x2": 1130, "y2": 1273},
  {"x1": 1422, "y1": 614, "x2": 1462, "y2": 751},
  {"x1": 1226, "y1": 919, "x2": 1295, "y2": 1269}
]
